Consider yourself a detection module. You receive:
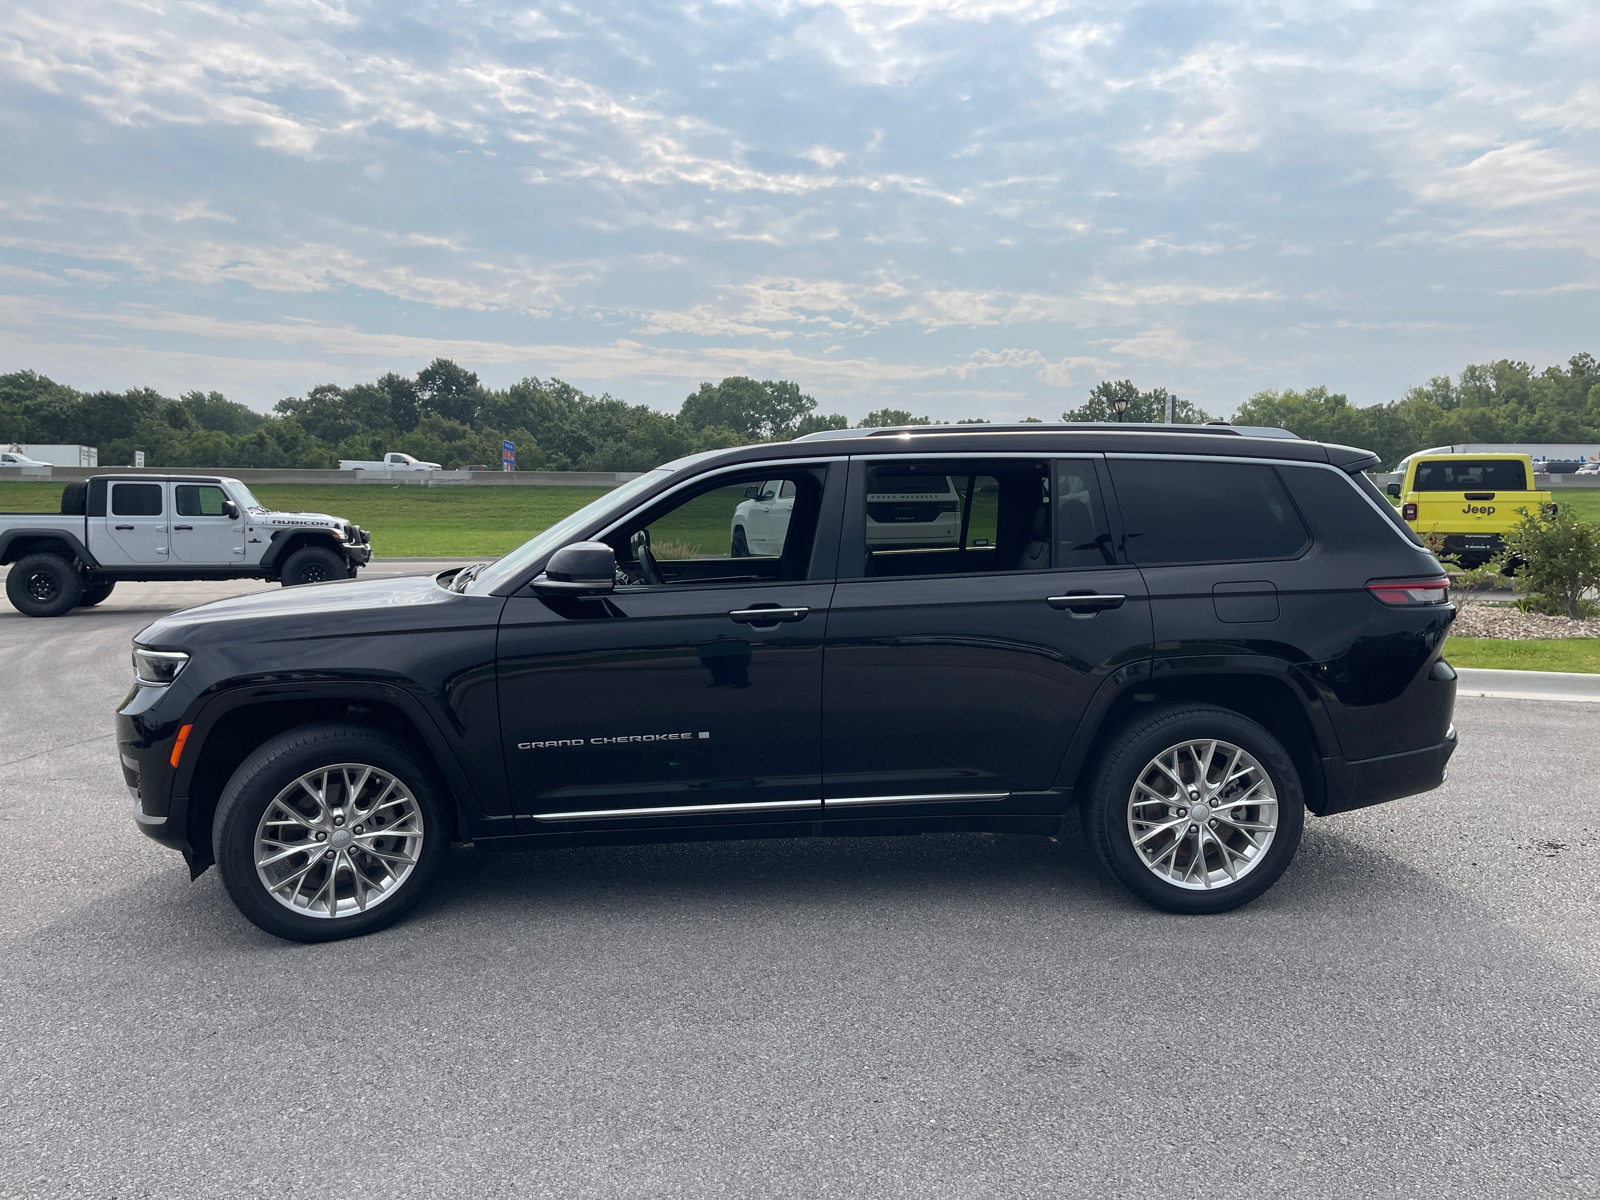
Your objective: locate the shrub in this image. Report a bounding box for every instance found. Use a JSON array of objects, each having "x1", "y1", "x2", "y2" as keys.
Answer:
[{"x1": 1502, "y1": 505, "x2": 1600, "y2": 620}]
